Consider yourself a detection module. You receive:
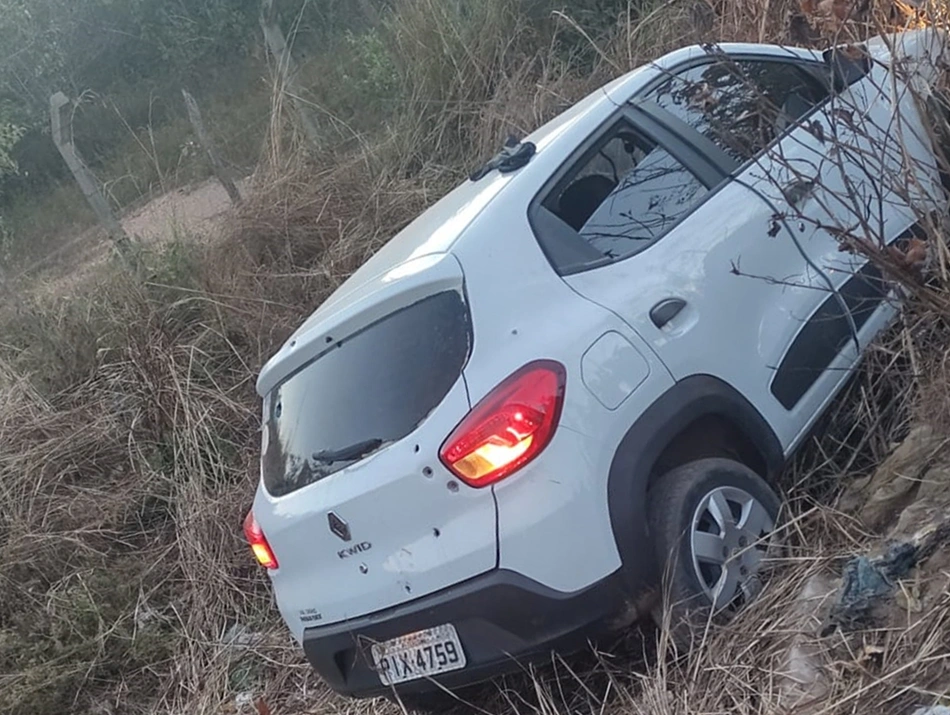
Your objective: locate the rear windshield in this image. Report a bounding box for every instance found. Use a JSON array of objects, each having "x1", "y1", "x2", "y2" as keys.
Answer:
[{"x1": 261, "y1": 291, "x2": 472, "y2": 497}]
